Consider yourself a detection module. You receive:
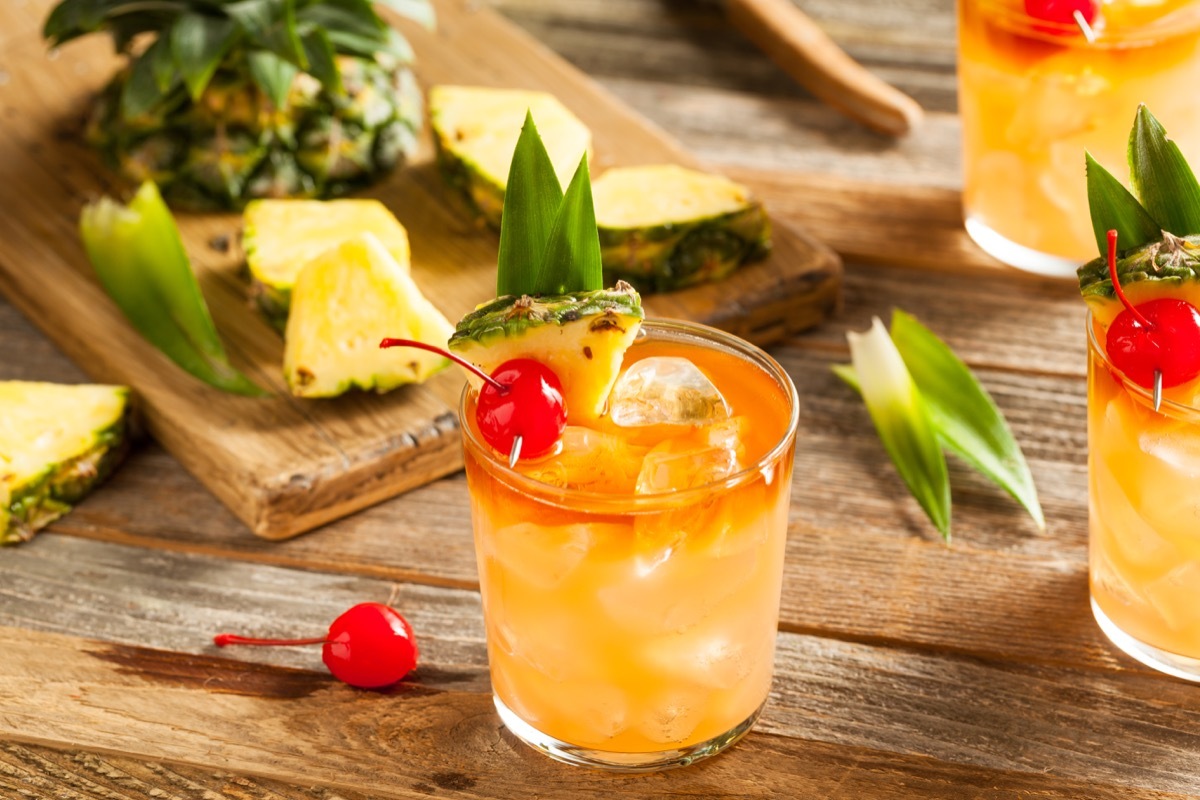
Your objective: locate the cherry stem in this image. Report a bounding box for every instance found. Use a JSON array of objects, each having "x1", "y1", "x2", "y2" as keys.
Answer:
[
  {"x1": 379, "y1": 338, "x2": 506, "y2": 391},
  {"x1": 213, "y1": 634, "x2": 327, "y2": 647},
  {"x1": 1108, "y1": 229, "x2": 1153, "y2": 328}
]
